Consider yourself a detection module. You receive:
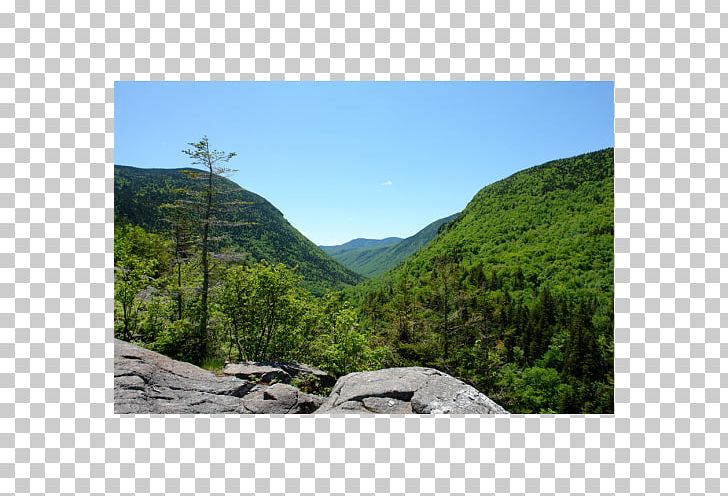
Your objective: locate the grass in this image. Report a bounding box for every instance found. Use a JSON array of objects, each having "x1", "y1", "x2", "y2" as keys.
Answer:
[{"x1": 200, "y1": 357, "x2": 226, "y2": 375}]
